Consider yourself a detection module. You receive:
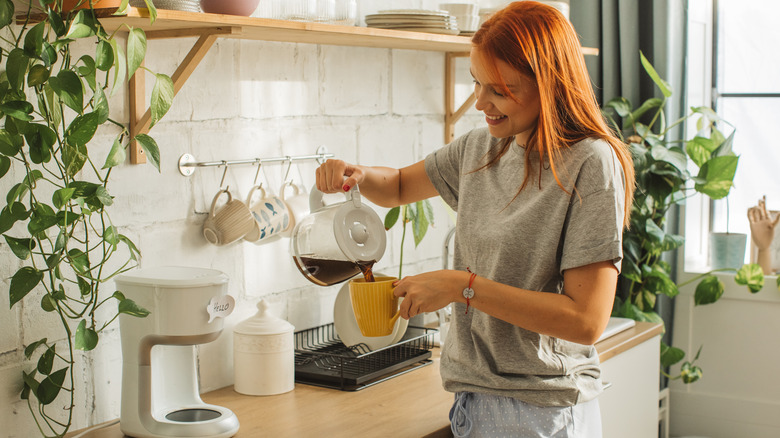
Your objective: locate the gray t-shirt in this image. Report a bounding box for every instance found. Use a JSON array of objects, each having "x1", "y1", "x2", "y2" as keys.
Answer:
[{"x1": 424, "y1": 127, "x2": 626, "y2": 407}]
